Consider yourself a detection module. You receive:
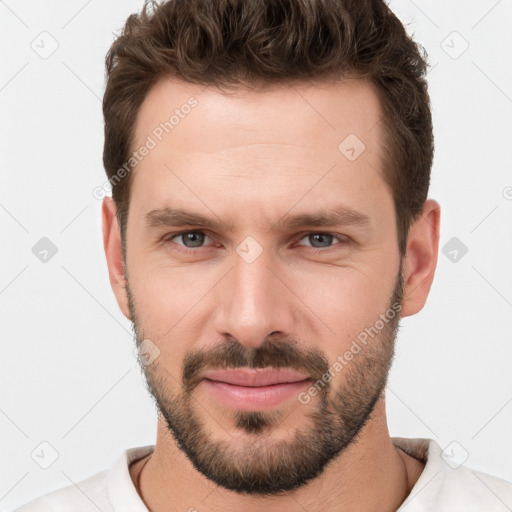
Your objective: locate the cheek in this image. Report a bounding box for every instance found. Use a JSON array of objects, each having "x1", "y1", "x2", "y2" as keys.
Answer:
[
  {"x1": 297, "y1": 266, "x2": 398, "y2": 357},
  {"x1": 127, "y1": 262, "x2": 206, "y2": 355},
  {"x1": 130, "y1": 243, "x2": 211, "y2": 302},
  {"x1": 306, "y1": 265, "x2": 393, "y2": 315}
]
